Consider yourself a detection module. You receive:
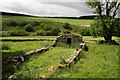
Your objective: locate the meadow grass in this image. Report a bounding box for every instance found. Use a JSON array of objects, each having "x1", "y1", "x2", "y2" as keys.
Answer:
[
  {"x1": 2, "y1": 41, "x2": 52, "y2": 78},
  {"x1": 2, "y1": 36, "x2": 119, "y2": 41},
  {"x1": 13, "y1": 44, "x2": 77, "y2": 78},
  {"x1": 2, "y1": 17, "x2": 83, "y2": 33},
  {"x1": 2, "y1": 41, "x2": 52, "y2": 60},
  {"x1": 1, "y1": 36, "x2": 58, "y2": 40},
  {"x1": 83, "y1": 36, "x2": 119, "y2": 41},
  {"x1": 51, "y1": 42, "x2": 119, "y2": 78},
  {"x1": 4, "y1": 16, "x2": 93, "y2": 25},
  {"x1": 27, "y1": 17, "x2": 93, "y2": 25}
]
